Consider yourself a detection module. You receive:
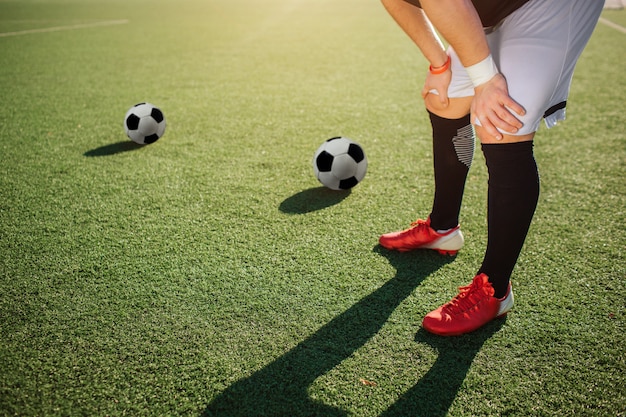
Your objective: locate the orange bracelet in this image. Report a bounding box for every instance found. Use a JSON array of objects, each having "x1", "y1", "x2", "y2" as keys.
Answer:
[{"x1": 429, "y1": 55, "x2": 451, "y2": 75}]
